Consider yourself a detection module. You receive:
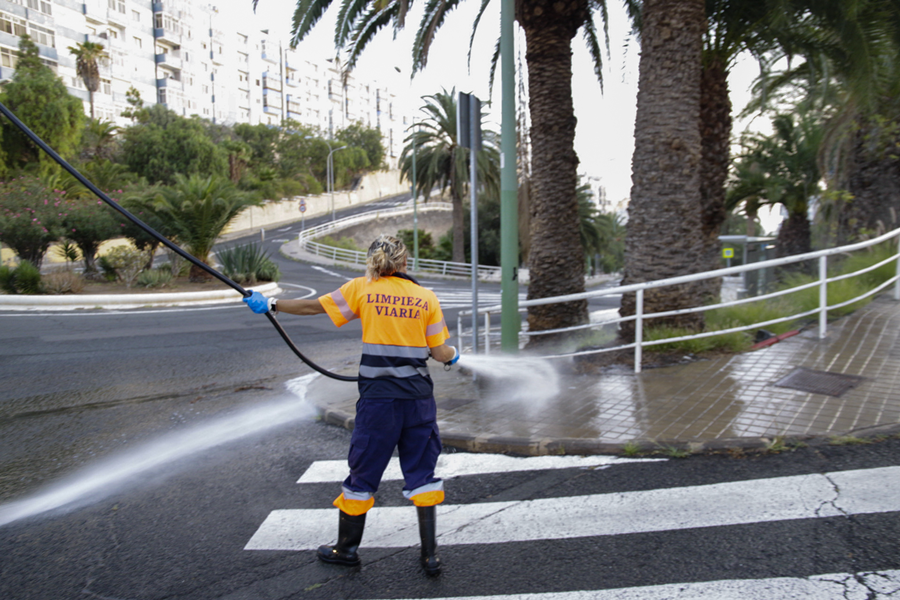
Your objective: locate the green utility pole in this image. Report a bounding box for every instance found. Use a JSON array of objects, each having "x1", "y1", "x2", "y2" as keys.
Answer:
[
  {"x1": 500, "y1": 0, "x2": 519, "y2": 352},
  {"x1": 411, "y1": 123, "x2": 419, "y2": 270}
]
